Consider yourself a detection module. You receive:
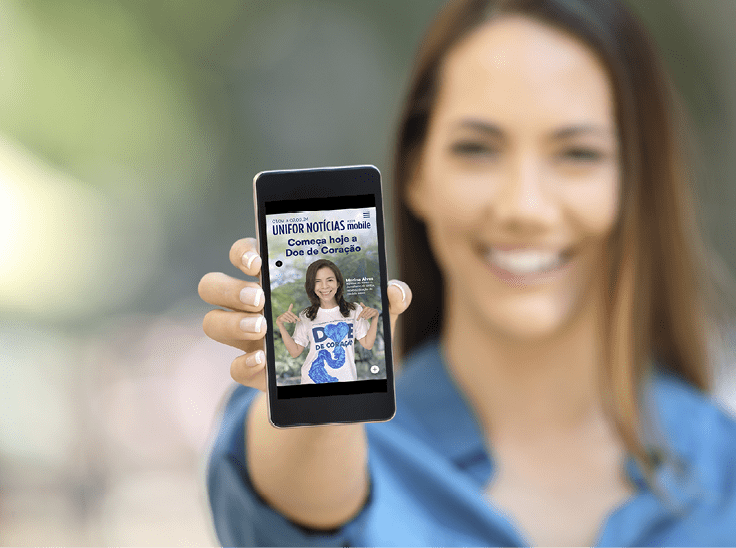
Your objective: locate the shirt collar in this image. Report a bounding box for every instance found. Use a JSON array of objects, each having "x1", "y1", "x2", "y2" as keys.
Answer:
[
  {"x1": 632, "y1": 365, "x2": 721, "y2": 509},
  {"x1": 397, "y1": 340, "x2": 720, "y2": 511}
]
